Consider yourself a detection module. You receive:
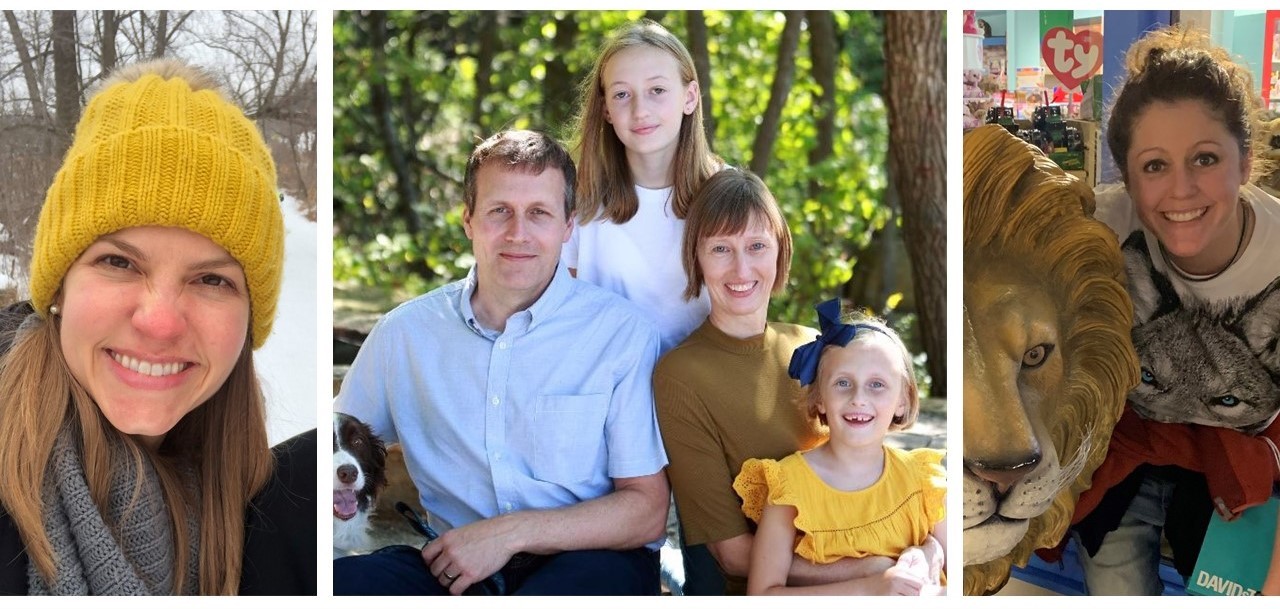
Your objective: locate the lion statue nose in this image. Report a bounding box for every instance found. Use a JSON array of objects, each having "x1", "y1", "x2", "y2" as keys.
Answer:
[{"x1": 966, "y1": 454, "x2": 1041, "y2": 496}]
